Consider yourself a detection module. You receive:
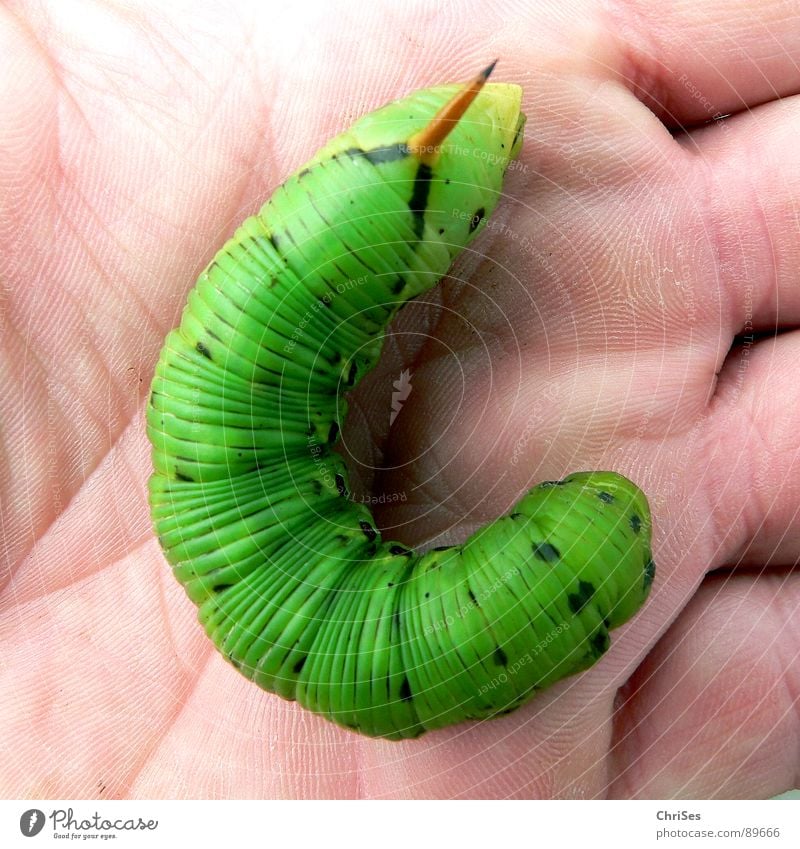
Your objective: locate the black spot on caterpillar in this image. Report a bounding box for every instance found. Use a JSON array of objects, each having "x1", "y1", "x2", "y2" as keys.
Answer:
[
  {"x1": 567, "y1": 580, "x2": 596, "y2": 615},
  {"x1": 359, "y1": 521, "x2": 377, "y2": 542},
  {"x1": 533, "y1": 542, "x2": 560, "y2": 563},
  {"x1": 408, "y1": 162, "x2": 433, "y2": 240},
  {"x1": 644, "y1": 557, "x2": 656, "y2": 592},
  {"x1": 146, "y1": 65, "x2": 655, "y2": 740},
  {"x1": 469, "y1": 207, "x2": 485, "y2": 233},
  {"x1": 399, "y1": 677, "x2": 413, "y2": 702},
  {"x1": 493, "y1": 647, "x2": 508, "y2": 667}
]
